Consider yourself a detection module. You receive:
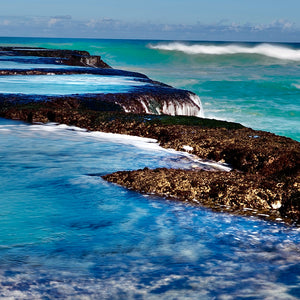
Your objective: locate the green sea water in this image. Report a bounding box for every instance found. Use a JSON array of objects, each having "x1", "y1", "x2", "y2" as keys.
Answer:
[{"x1": 1, "y1": 37, "x2": 299, "y2": 140}]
